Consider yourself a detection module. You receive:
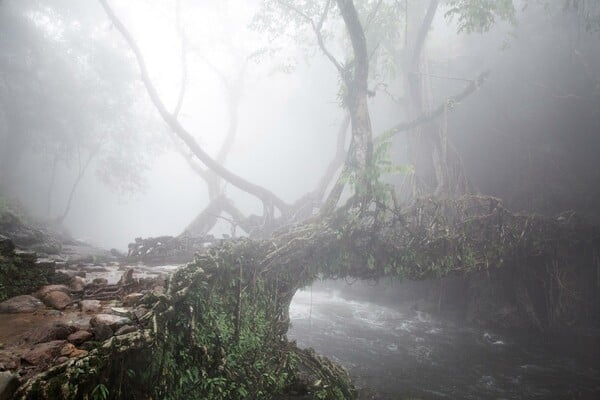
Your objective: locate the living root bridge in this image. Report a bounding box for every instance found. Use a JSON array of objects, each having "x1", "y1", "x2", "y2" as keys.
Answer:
[{"x1": 16, "y1": 195, "x2": 600, "y2": 399}]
